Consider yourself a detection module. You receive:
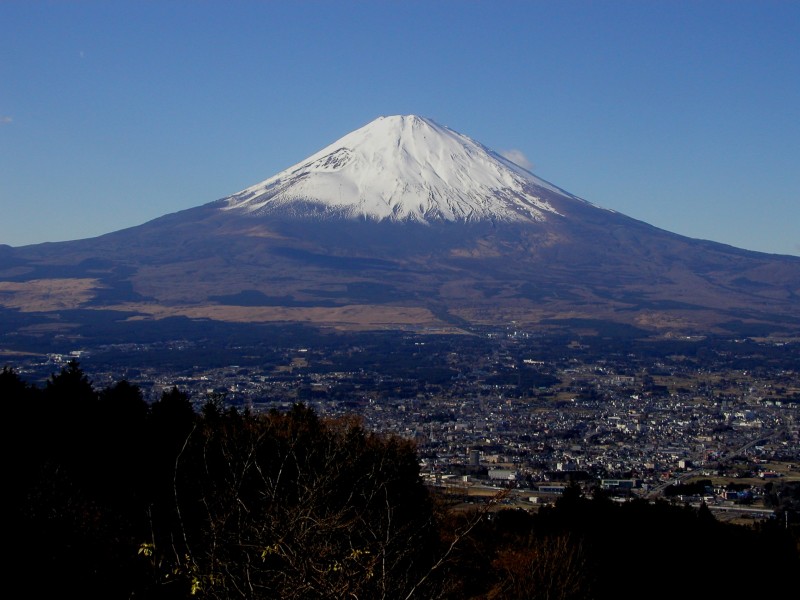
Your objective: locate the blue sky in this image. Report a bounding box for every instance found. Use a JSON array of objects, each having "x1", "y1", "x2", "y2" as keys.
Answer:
[{"x1": 2, "y1": 1, "x2": 798, "y2": 256}]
